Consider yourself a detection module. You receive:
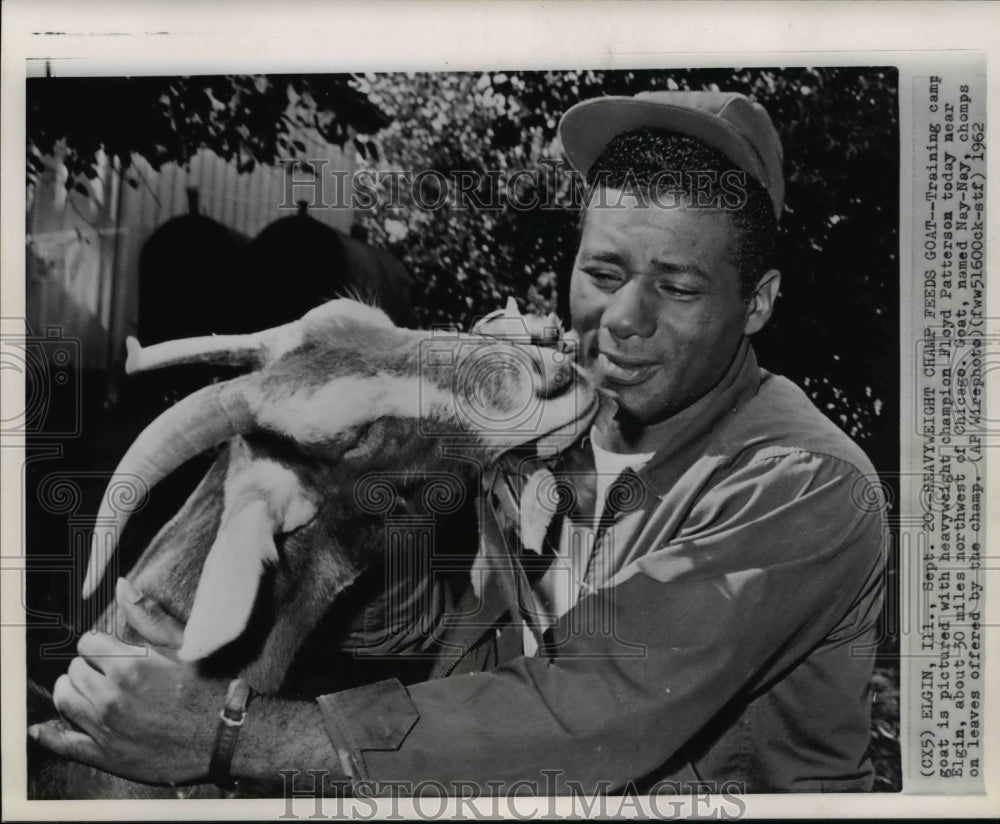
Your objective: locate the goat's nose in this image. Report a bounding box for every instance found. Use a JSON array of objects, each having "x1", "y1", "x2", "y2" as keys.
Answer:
[{"x1": 532, "y1": 338, "x2": 578, "y2": 399}]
